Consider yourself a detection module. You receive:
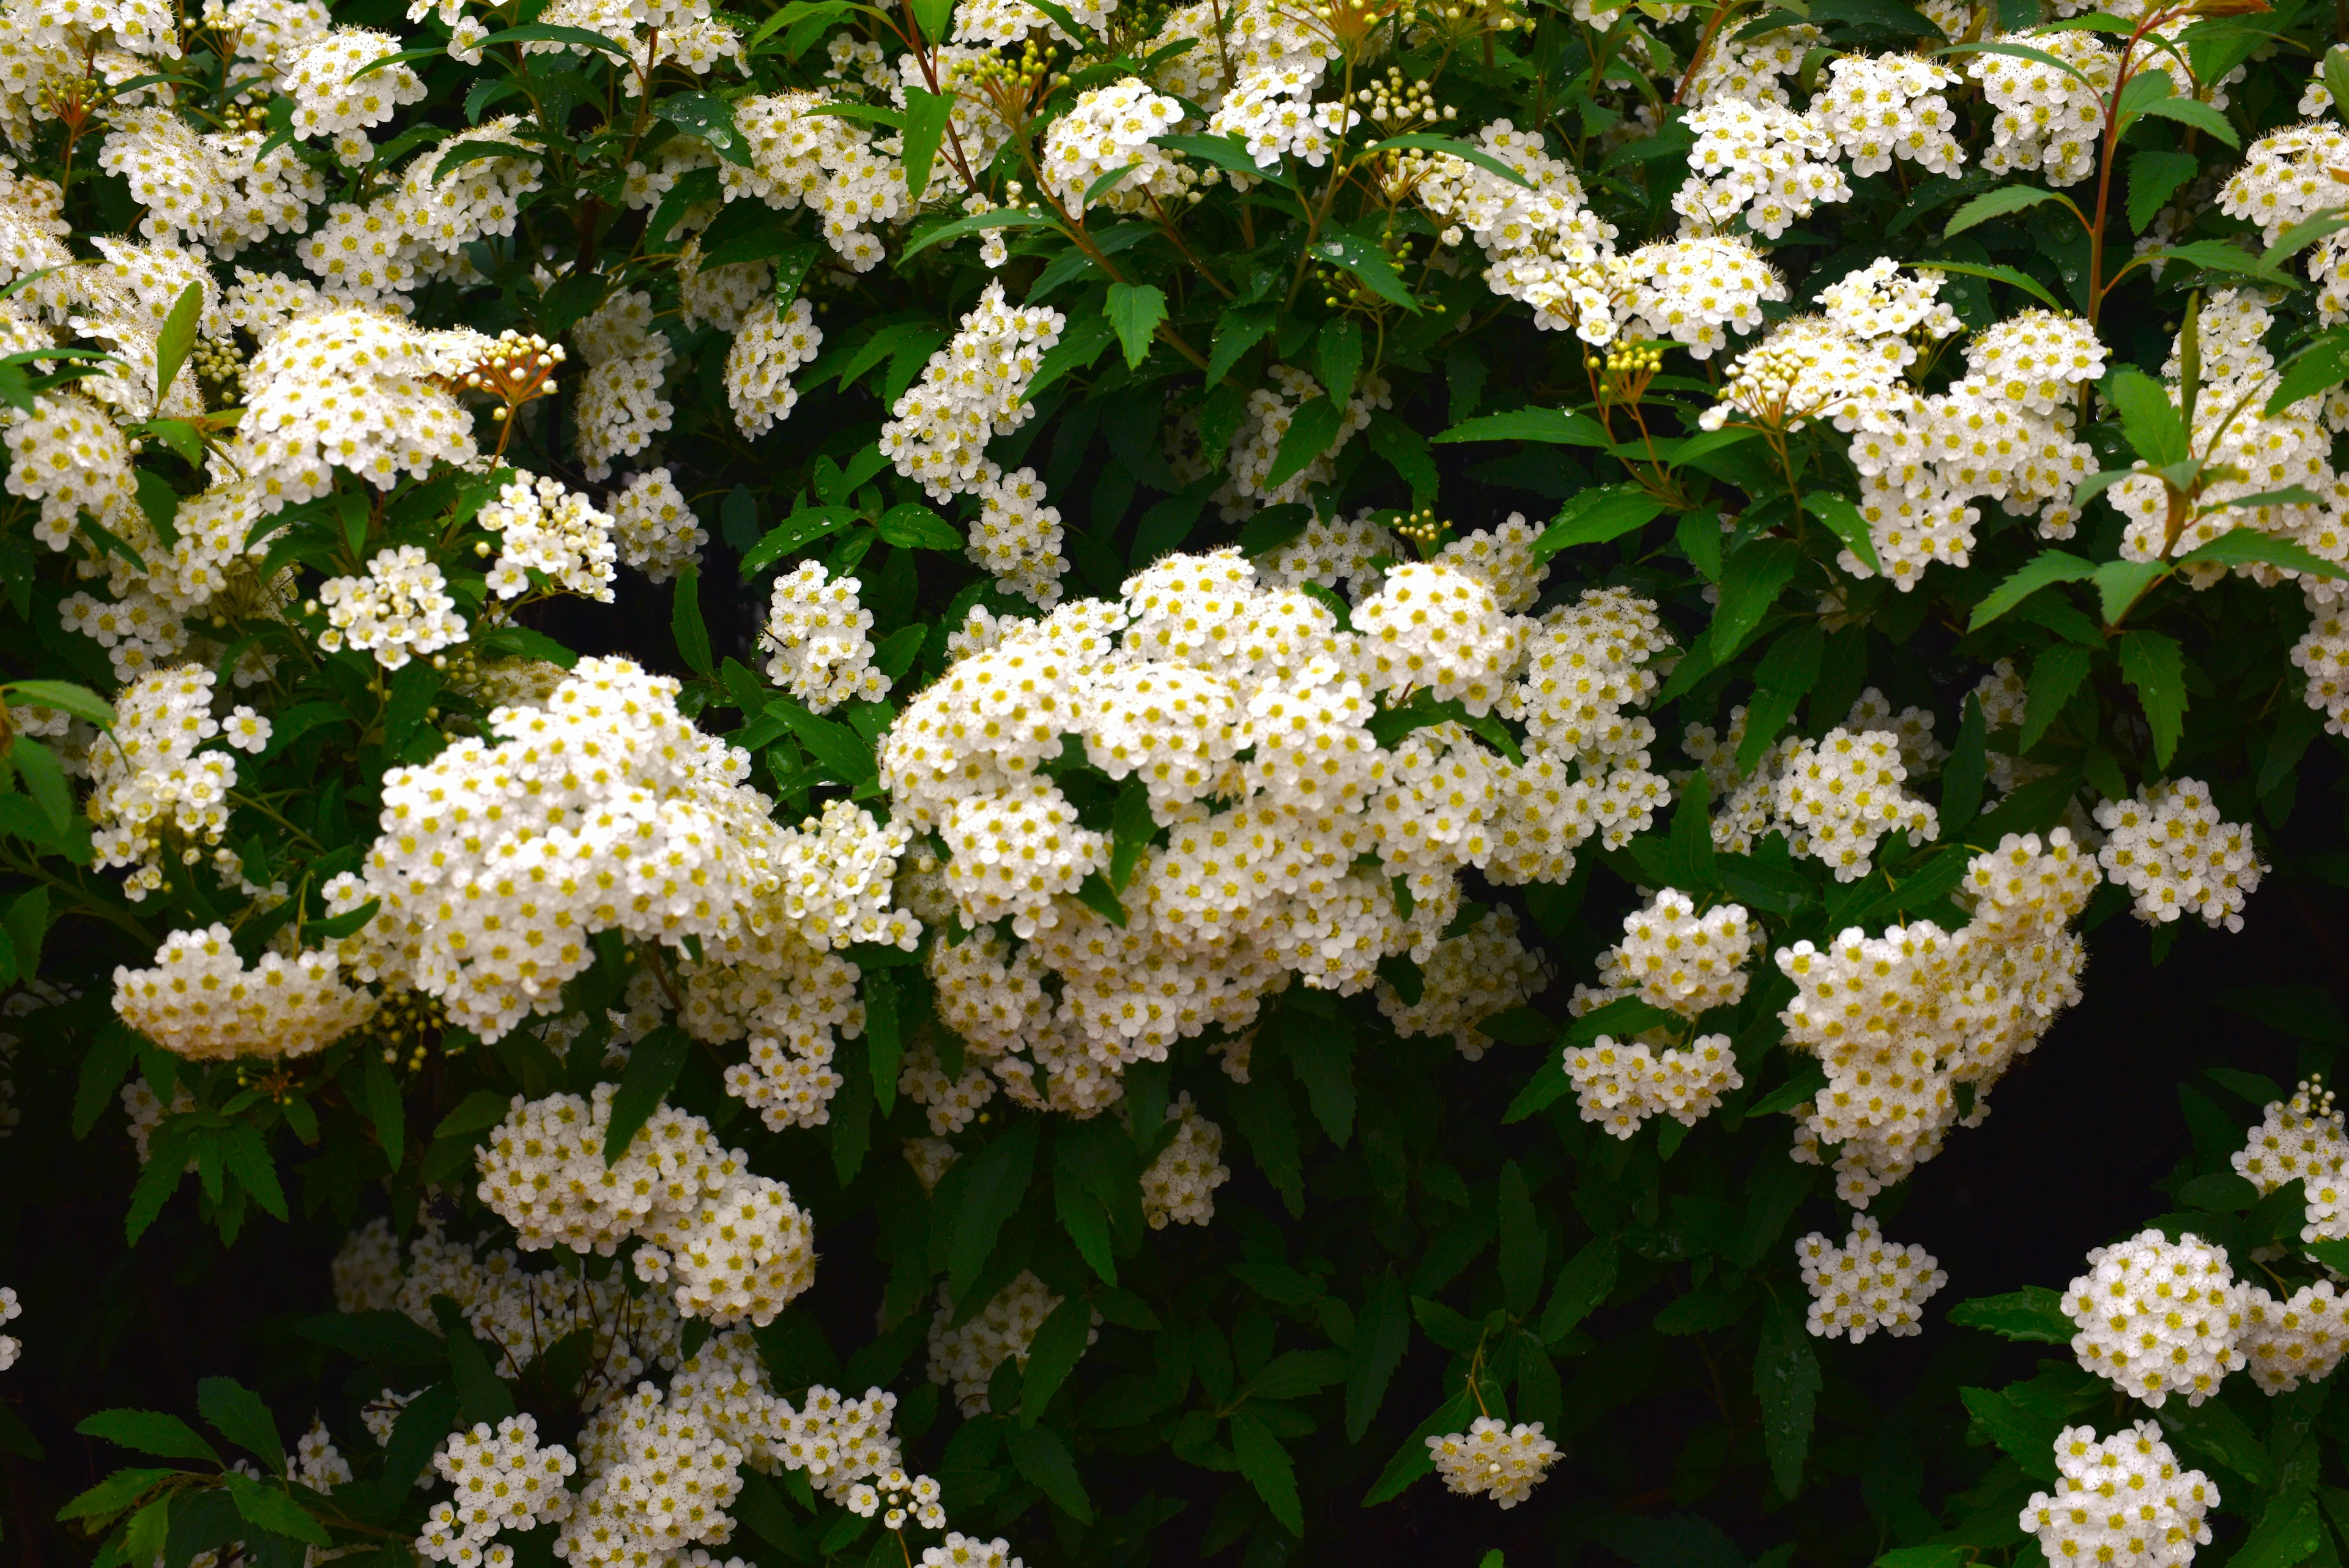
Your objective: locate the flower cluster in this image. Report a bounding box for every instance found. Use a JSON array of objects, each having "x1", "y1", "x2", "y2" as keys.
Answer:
[
  {"x1": 1795, "y1": 1214, "x2": 1946, "y2": 1342},
  {"x1": 1584, "y1": 890, "x2": 1754, "y2": 1017},
  {"x1": 1043, "y1": 78, "x2": 1188, "y2": 214},
  {"x1": 1427, "y1": 1418, "x2": 1560, "y2": 1509},
  {"x1": 608, "y1": 467, "x2": 704, "y2": 583},
  {"x1": 1140, "y1": 1093, "x2": 1230, "y2": 1227},
  {"x1": 927, "y1": 1272, "x2": 1083, "y2": 1416},
  {"x1": 2233, "y1": 1077, "x2": 2349, "y2": 1245},
  {"x1": 112, "y1": 923, "x2": 376, "y2": 1060},
  {"x1": 481, "y1": 470, "x2": 618, "y2": 603},
  {"x1": 1694, "y1": 722, "x2": 1939, "y2": 880},
  {"x1": 764, "y1": 560, "x2": 892, "y2": 713},
  {"x1": 1565, "y1": 1031, "x2": 1743, "y2": 1139},
  {"x1": 2019, "y1": 1424, "x2": 2218, "y2": 1568},
  {"x1": 86, "y1": 664, "x2": 242, "y2": 897},
  {"x1": 1775, "y1": 830, "x2": 2102, "y2": 1203},
  {"x1": 2062, "y1": 1229, "x2": 2247, "y2": 1408},
  {"x1": 2093, "y1": 780, "x2": 2265, "y2": 931},
  {"x1": 880, "y1": 282, "x2": 1064, "y2": 503},
  {"x1": 415, "y1": 1415, "x2": 577, "y2": 1567},
  {"x1": 317, "y1": 544, "x2": 469, "y2": 670},
  {"x1": 725, "y1": 296, "x2": 823, "y2": 439}
]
